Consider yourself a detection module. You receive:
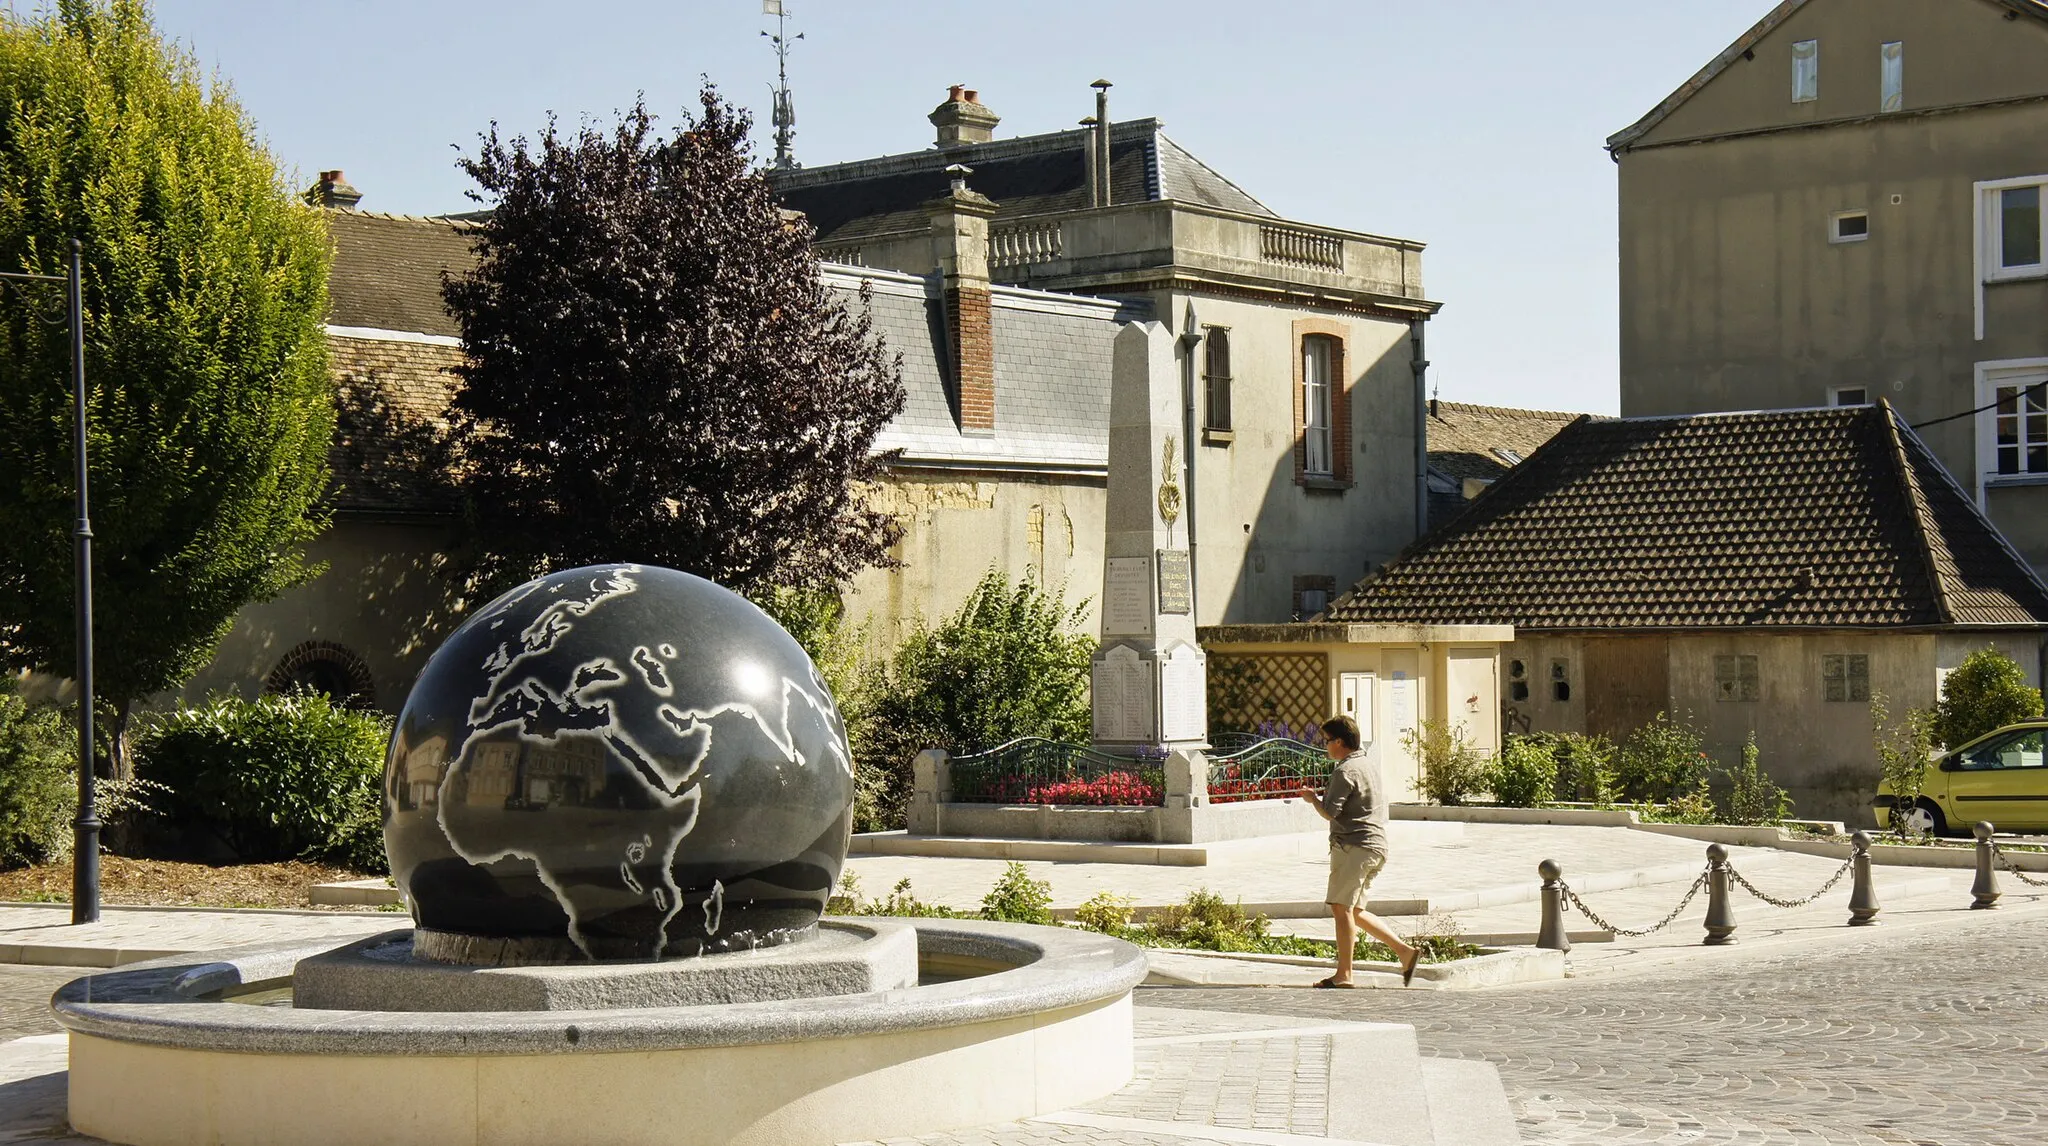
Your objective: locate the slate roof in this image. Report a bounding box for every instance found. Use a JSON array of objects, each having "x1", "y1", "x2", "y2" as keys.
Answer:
[
  {"x1": 1608, "y1": 0, "x2": 2048, "y2": 153},
  {"x1": 1328, "y1": 404, "x2": 2048, "y2": 631},
  {"x1": 768, "y1": 119, "x2": 1273, "y2": 244},
  {"x1": 325, "y1": 210, "x2": 477, "y2": 338},
  {"x1": 842, "y1": 268, "x2": 1141, "y2": 470},
  {"x1": 1426, "y1": 400, "x2": 1586, "y2": 528}
]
